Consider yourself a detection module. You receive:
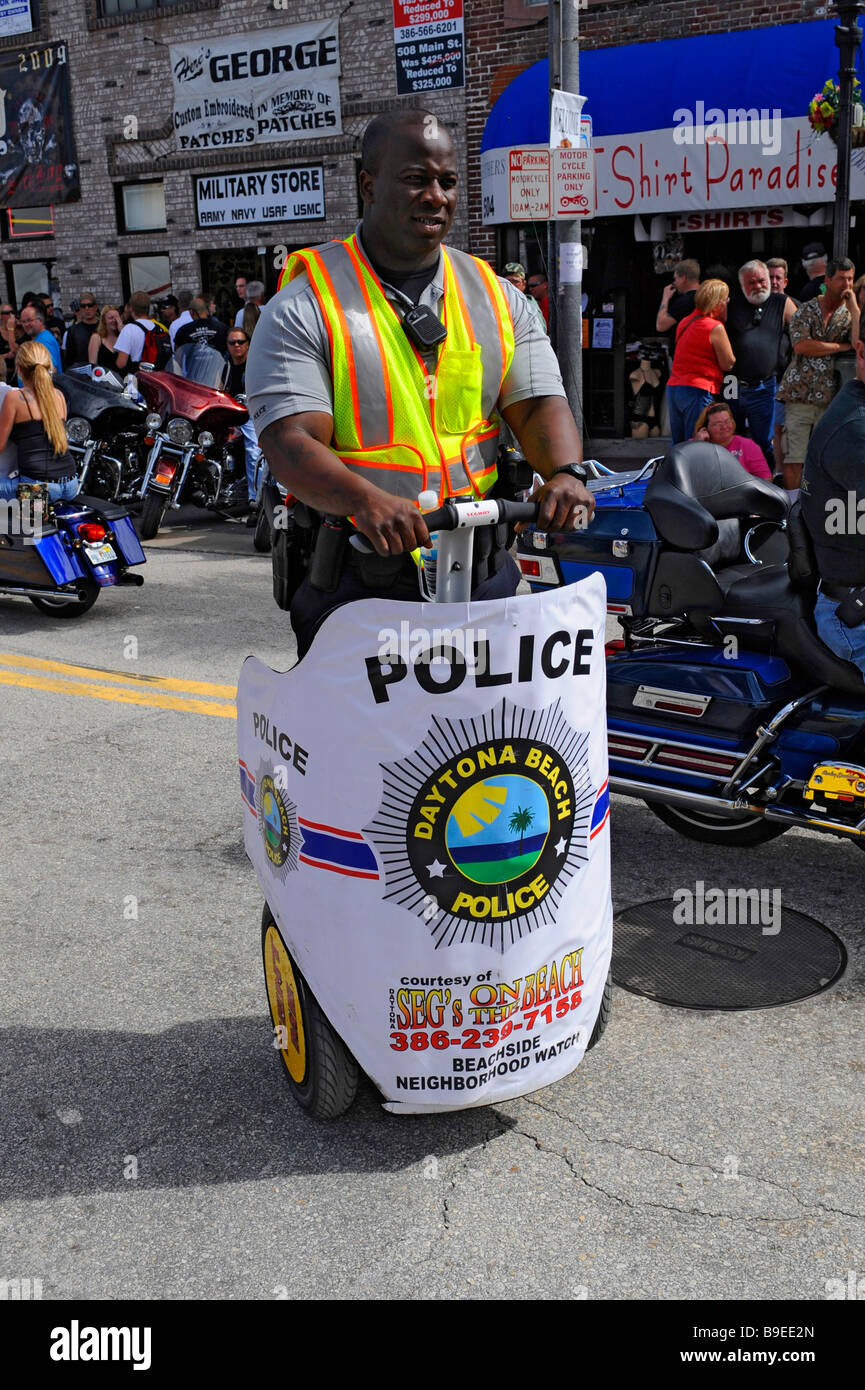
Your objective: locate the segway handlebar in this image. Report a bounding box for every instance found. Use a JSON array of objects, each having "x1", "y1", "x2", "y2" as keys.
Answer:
[
  {"x1": 348, "y1": 496, "x2": 539, "y2": 556},
  {"x1": 420, "y1": 496, "x2": 539, "y2": 532}
]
